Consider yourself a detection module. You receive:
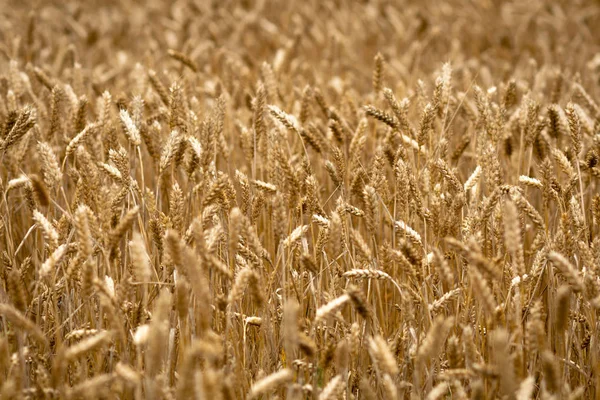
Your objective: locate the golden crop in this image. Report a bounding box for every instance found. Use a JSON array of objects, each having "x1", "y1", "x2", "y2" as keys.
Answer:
[{"x1": 1, "y1": 0, "x2": 600, "y2": 398}]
